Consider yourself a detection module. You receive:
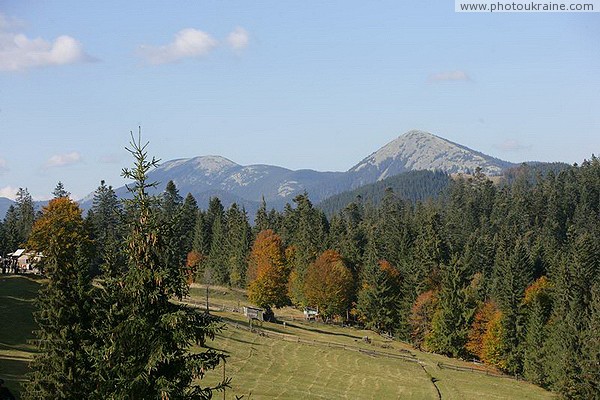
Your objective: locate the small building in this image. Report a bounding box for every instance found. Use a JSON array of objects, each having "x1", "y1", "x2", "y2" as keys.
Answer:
[
  {"x1": 303, "y1": 307, "x2": 318, "y2": 320},
  {"x1": 243, "y1": 306, "x2": 264, "y2": 322},
  {"x1": 5, "y1": 249, "x2": 43, "y2": 274}
]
